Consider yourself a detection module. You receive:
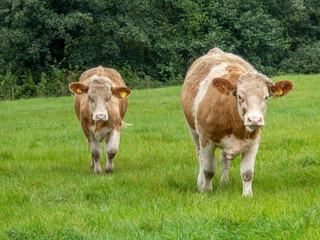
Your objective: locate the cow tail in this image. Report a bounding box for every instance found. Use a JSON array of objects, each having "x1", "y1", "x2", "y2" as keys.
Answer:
[{"x1": 122, "y1": 121, "x2": 133, "y2": 127}]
